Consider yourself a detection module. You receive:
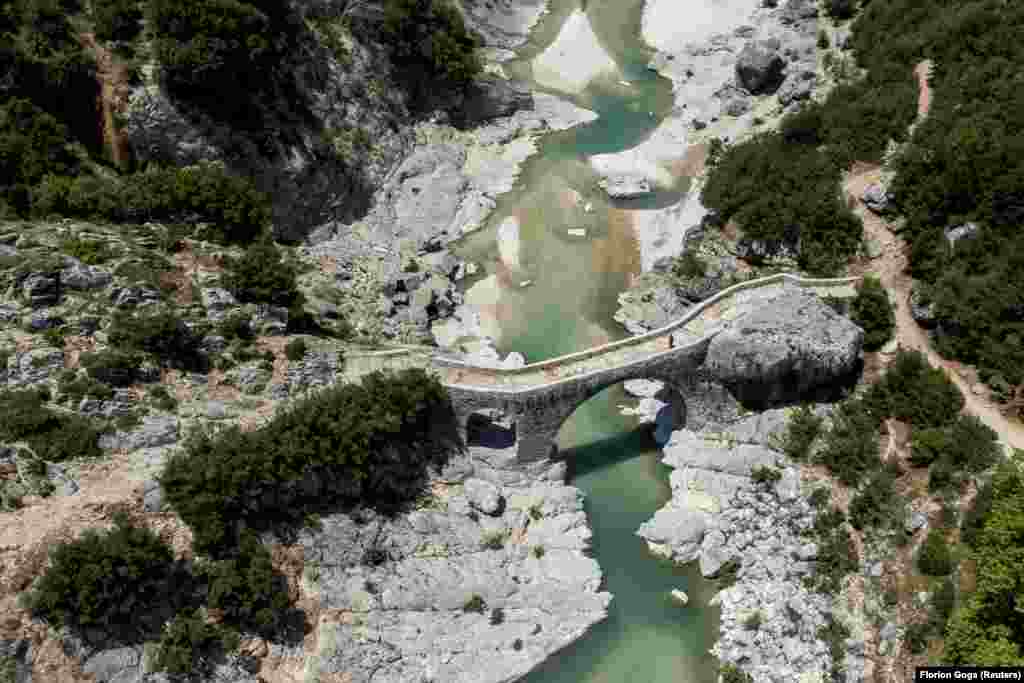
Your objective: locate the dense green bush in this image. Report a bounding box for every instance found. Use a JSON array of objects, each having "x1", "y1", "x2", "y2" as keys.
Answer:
[
  {"x1": 774, "y1": 404, "x2": 824, "y2": 461},
  {"x1": 380, "y1": 0, "x2": 482, "y2": 103},
  {"x1": 850, "y1": 275, "x2": 894, "y2": 351},
  {"x1": 700, "y1": 132, "x2": 862, "y2": 275},
  {"x1": 91, "y1": 0, "x2": 143, "y2": 43},
  {"x1": 57, "y1": 369, "x2": 115, "y2": 404},
  {"x1": 0, "y1": 97, "x2": 78, "y2": 216},
  {"x1": 815, "y1": 398, "x2": 879, "y2": 487},
  {"x1": 149, "y1": 608, "x2": 239, "y2": 676},
  {"x1": 860, "y1": 0, "x2": 1024, "y2": 389},
  {"x1": 917, "y1": 529, "x2": 954, "y2": 576},
  {"x1": 809, "y1": 506, "x2": 858, "y2": 594},
  {"x1": 863, "y1": 350, "x2": 963, "y2": 428},
  {"x1": 944, "y1": 453, "x2": 1024, "y2": 664},
  {"x1": 199, "y1": 530, "x2": 289, "y2": 633},
  {"x1": 22, "y1": 511, "x2": 179, "y2": 639},
  {"x1": 147, "y1": 0, "x2": 299, "y2": 126},
  {"x1": 848, "y1": 464, "x2": 900, "y2": 530},
  {"x1": 159, "y1": 368, "x2": 454, "y2": 554},
  {"x1": 720, "y1": 664, "x2": 753, "y2": 683},
  {"x1": 107, "y1": 309, "x2": 207, "y2": 370},
  {"x1": 750, "y1": 465, "x2": 781, "y2": 485},
  {"x1": 960, "y1": 477, "x2": 994, "y2": 548},
  {"x1": 80, "y1": 349, "x2": 145, "y2": 387},
  {"x1": 0, "y1": 388, "x2": 103, "y2": 461},
  {"x1": 285, "y1": 337, "x2": 307, "y2": 362},
  {"x1": 33, "y1": 164, "x2": 272, "y2": 244},
  {"x1": 222, "y1": 236, "x2": 302, "y2": 308}
]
